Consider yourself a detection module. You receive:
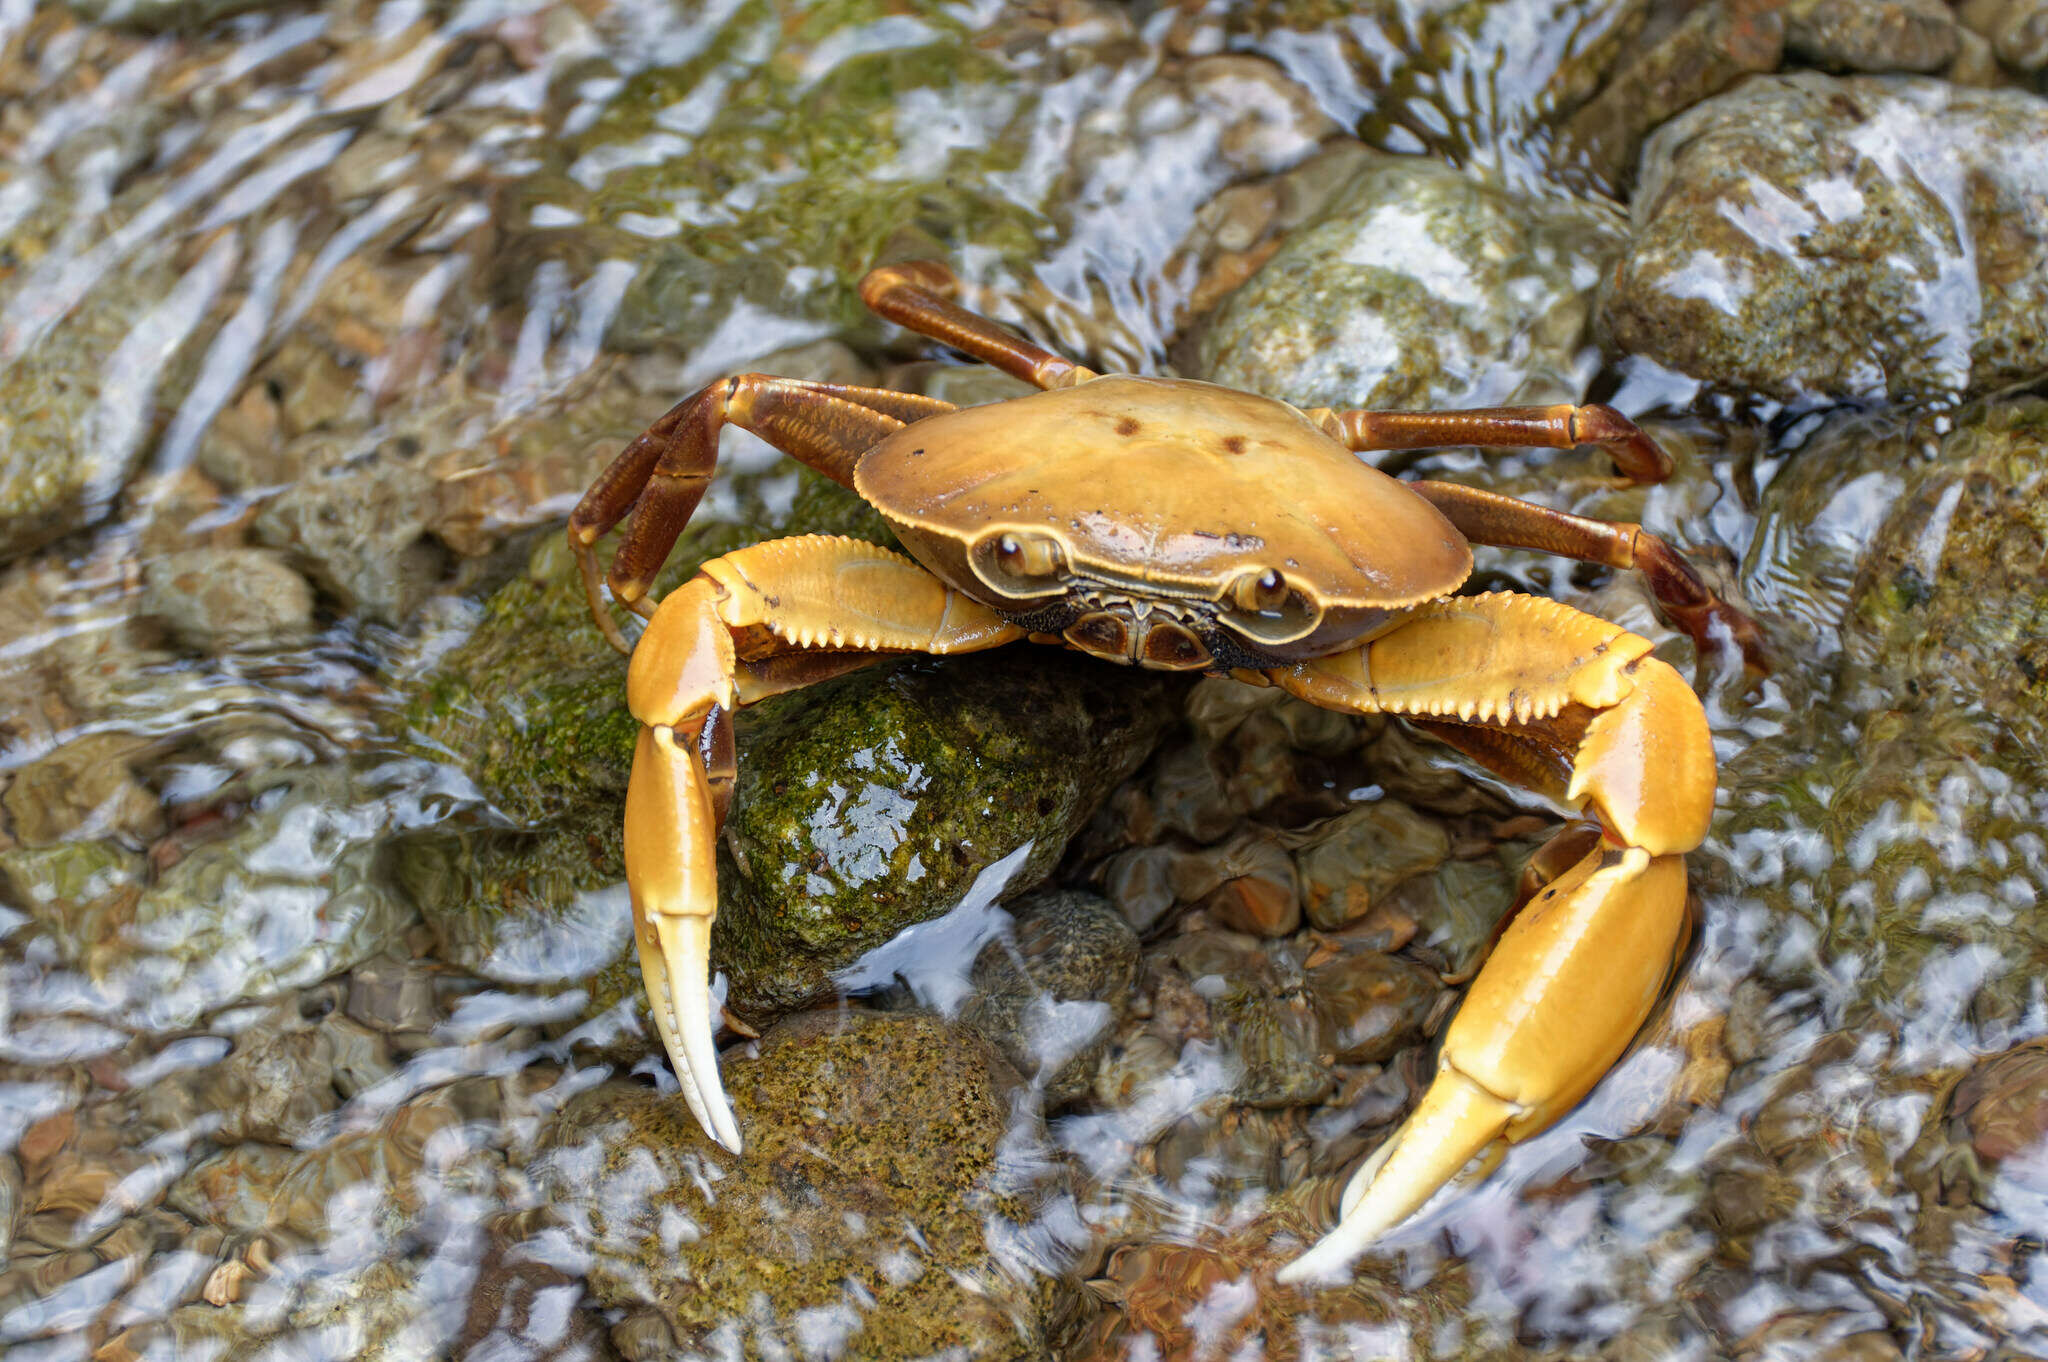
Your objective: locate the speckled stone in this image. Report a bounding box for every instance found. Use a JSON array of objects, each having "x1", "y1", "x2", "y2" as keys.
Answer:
[
  {"x1": 142, "y1": 547, "x2": 317, "y2": 651},
  {"x1": 533, "y1": 1010, "x2": 1071, "y2": 1359},
  {"x1": 959, "y1": 889, "x2": 1141, "y2": 1105},
  {"x1": 1599, "y1": 74, "x2": 2048, "y2": 404}
]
